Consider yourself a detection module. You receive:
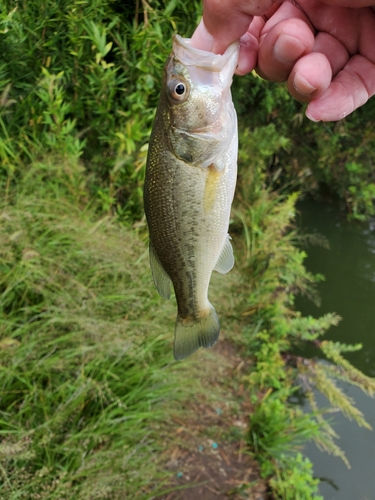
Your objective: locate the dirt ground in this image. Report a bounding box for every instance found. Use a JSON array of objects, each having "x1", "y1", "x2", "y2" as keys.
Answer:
[
  {"x1": 153, "y1": 339, "x2": 270, "y2": 500},
  {"x1": 157, "y1": 438, "x2": 267, "y2": 500}
]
